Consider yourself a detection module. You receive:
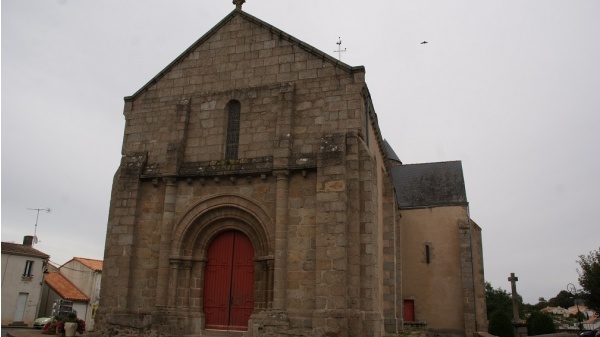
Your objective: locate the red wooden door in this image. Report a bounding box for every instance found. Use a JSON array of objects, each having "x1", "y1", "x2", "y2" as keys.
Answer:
[
  {"x1": 204, "y1": 231, "x2": 254, "y2": 331},
  {"x1": 403, "y1": 299, "x2": 415, "y2": 322}
]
